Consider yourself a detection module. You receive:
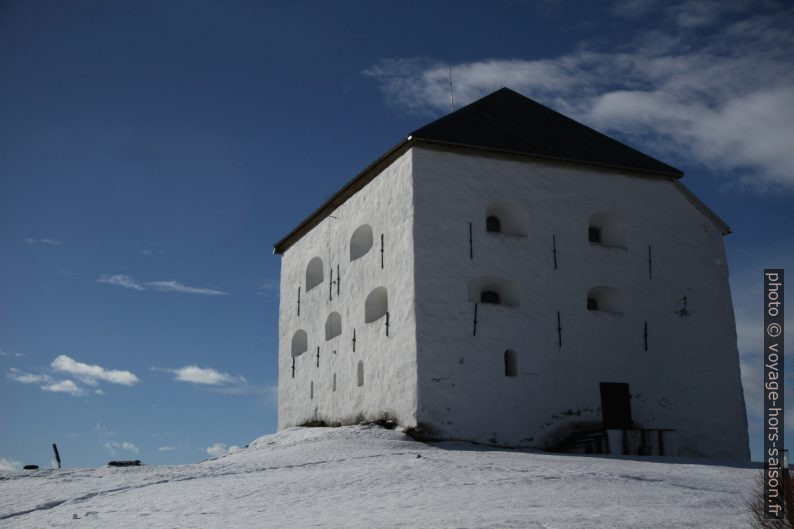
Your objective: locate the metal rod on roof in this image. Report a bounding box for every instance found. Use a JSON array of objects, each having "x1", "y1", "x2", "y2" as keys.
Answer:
[
  {"x1": 352, "y1": 328, "x2": 356, "y2": 352},
  {"x1": 449, "y1": 65, "x2": 455, "y2": 112},
  {"x1": 380, "y1": 234, "x2": 384, "y2": 269},
  {"x1": 297, "y1": 286, "x2": 301, "y2": 316}
]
